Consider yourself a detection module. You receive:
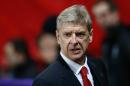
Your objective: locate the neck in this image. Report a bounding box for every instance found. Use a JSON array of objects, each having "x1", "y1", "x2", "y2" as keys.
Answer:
[
  {"x1": 60, "y1": 51, "x2": 86, "y2": 65},
  {"x1": 75, "y1": 55, "x2": 85, "y2": 65}
]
